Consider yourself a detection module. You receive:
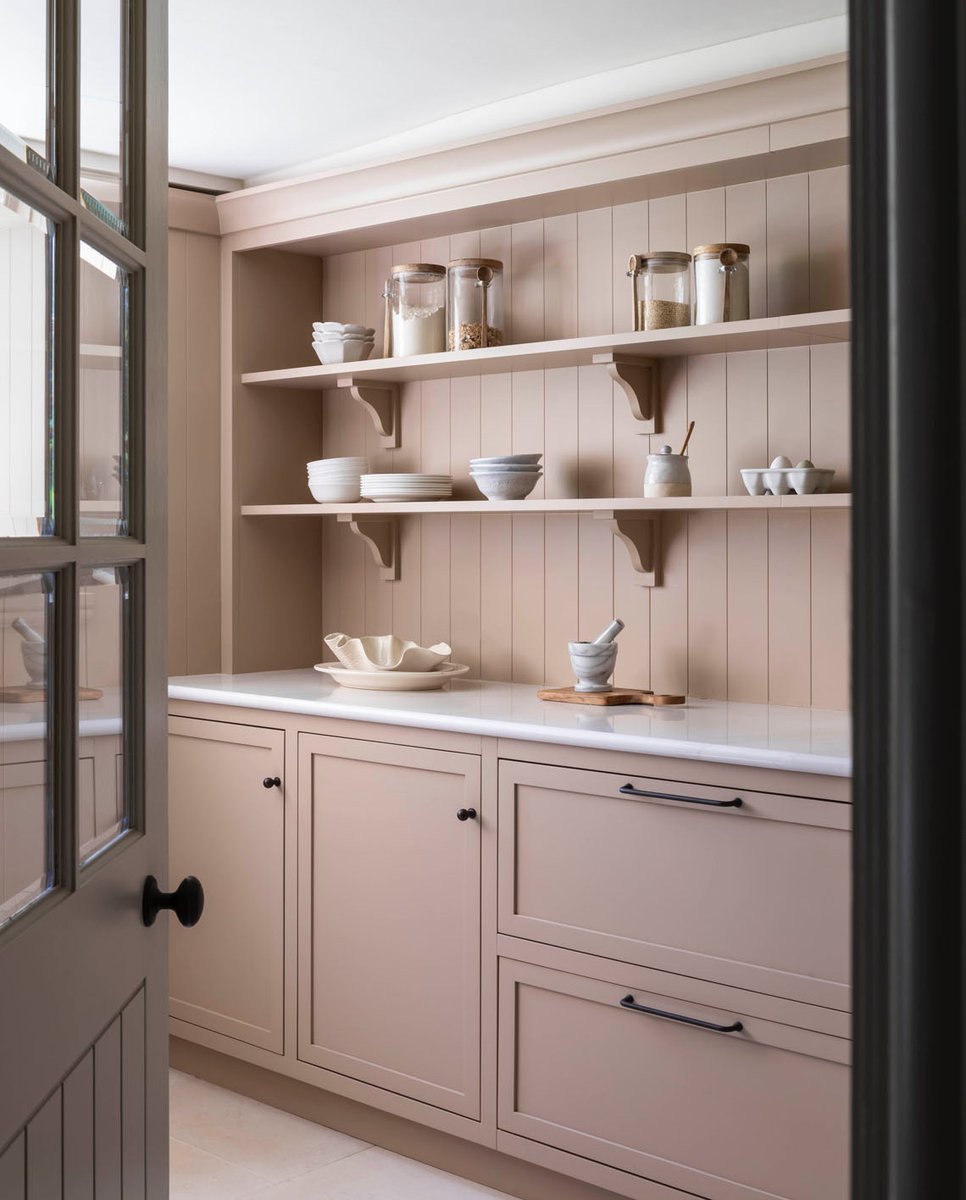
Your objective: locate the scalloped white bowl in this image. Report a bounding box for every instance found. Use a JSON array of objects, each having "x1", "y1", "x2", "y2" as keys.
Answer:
[{"x1": 324, "y1": 632, "x2": 453, "y2": 673}]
